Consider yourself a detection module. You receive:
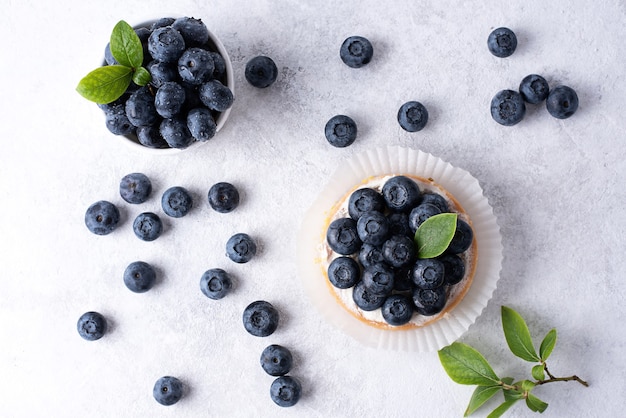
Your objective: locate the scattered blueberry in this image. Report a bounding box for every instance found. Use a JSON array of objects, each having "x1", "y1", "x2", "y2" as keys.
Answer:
[
  {"x1": 411, "y1": 258, "x2": 445, "y2": 290},
  {"x1": 260, "y1": 345, "x2": 293, "y2": 376},
  {"x1": 447, "y1": 219, "x2": 474, "y2": 254},
  {"x1": 243, "y1": 300, "x2": 279, "y2": 337},
  {"x1": 226, "y1": 233, "x2": 257, "y2": 263},
  {"x1": 161, "y1": 186, "x2": 193, "y2": 218},
  {"x1": 352, "y1": 280, "x2": 386, "y2": 311},
  {"x1": 490, "y1": 89, "x2": 526, "y2": 126},
  {"x1": 357, "y1": 211, "x2": 390, "y2": 246},
  {"x1": 133, "y1": 212, "x2": 163, "y2": 241},
  {"x1": 172, "y1": 17, "x2": 210, "y2": 47},
  {"x1": 382, "y1": 235, "x2": 415, "y2": 268},
  {"x1": 382, "y1": 176, "x2": 422, "y2": 213},
  {"x1": 348, "y1": 188, "x2": 385, "y2": 220},
  {"x1": 148, "y1": 26, "x2": 186, "y2": 63},
  {"x1": 77, "y1": 311, "x2": 107, "y2": 341},
  {"x1": 125, "y1": 86, "x2": 159, "y2": 127},
  {"x1": 381, "y1": 294, "x2": 415, "y2": 326},
  {"x1": 85, "y1": 200, "x2": 120, "y2": 235},
  {"x1": 155, "y1": 81, "x2": 186, "y2": 118},
  {"x1": 208, "y1": 182, "x2": 240, "y2": 213},
  {"x1": 397, "y1": 101, "x2": 429, "y2": 132},
  {"x1": 408, "y1": 203, "x2": 442, "y2": 233},
  {"x1": 119, "y1": 173, "x2": 152, "y2": 204},
  {"x1": 546, "y1": 85, "x2": 579, "y2": 119},
  {"x1": 153, "y1": 376, "x2": 184, "y2": 406},
  {"x1": 245, "y1": 56, "x2": 278, "y2": 88},
  {"x1": 187, "y1": 107, "x2": 217, "y2": 141},
  {"x1": 362, "y1": 262, "x2": 395, "y2": 296},
  {"x1": 340, "y1": 36, "x2": 373, "y2": 68},
  {"x1": 199, "y1": 80, "x2": 234, "y2": 112},
  {"x1": 413, "y1": 286, "x2": 447, "y2": 316},
  {"x1": 270, "y1": 376, "x2": 302, "y2": 407},
  {"x1": 326, "y1": 217, "x2": 362, "y2": 255},
  {"x1": 487, "y1": 27, "x2": 517, "y2": 58},
  {"x1": 123, "y1": 261, "x2": 157, "y2": 293},
  {"x1": 438, "y1": 253, "x2": 466, "y2": 285},
  {"x1": 358, "y1": 243, "x2": 385, "y2": 269},
  {"x1": 160, "y1": 117, "x2": 195, "y2": 149},
  {"x1": 519, "y1": 74, "x2": 549, "y2": 104},
  {"x1": 200, "y1": 268, "x2": 233, "y2": 300},
  {"x1": 324, "y1": 115, "x2": 357, "y2": 148},
  {"x1": 327, "y1": 256, "x2": 361, "y2": 289}
]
